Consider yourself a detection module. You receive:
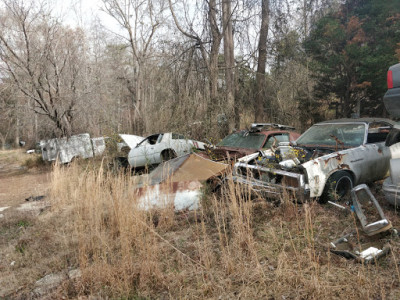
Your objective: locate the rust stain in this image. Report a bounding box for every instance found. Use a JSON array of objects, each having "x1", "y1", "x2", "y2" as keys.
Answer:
[
  {"x1": 135, "y1": 180, "x2": 202, "y2": 197},
  {"x1": 335, "y1": 152, "x2": 345, "y2": 162},
  {"x1": 338, "y1": 164, "x2": 350, "y2": 170}
]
